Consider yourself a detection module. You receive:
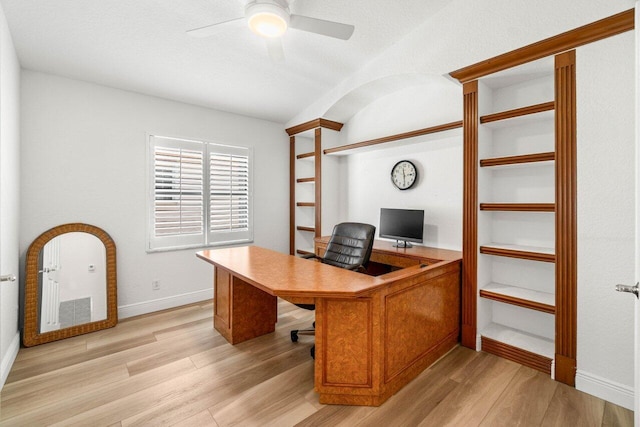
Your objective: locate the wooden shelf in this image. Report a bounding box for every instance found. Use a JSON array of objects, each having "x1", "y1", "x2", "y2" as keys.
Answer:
[
  {"x1": 296, "y1": 226, "x2": 315, "y2": 233},
  {"x1": 296, "y1": 248, "x2": 314, "y2": 256},
  {"x1": 480, "y1": 101, "x2": 555, "y2": 124},
  {"x1": 323, "y1": 120, "x2": 462, "y2": 156},
  {"x1": 481, "y1": 323, "x2": 554, "y2": 374},
  {"x1": 296, "y1": 202, "x2": 315, "y2": 207},
  {"x1": 480, "y1": 283, "x2": 555, "y2": 314},
  {"x1": 480, "y1": 152, "x2": 555, "y2": 168},
  {"x1": 296, "y1": 152, "x2": 315, "y2": 160},
  {"x1": 480, "y1": 244, "x2": 555, "y2": 263},
  {"x1": 480, "y1": 203, "x2": 555, "y2": 212},
  {"x1": 296, "y1": 177, "x2": 315, "y2": 183}
]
